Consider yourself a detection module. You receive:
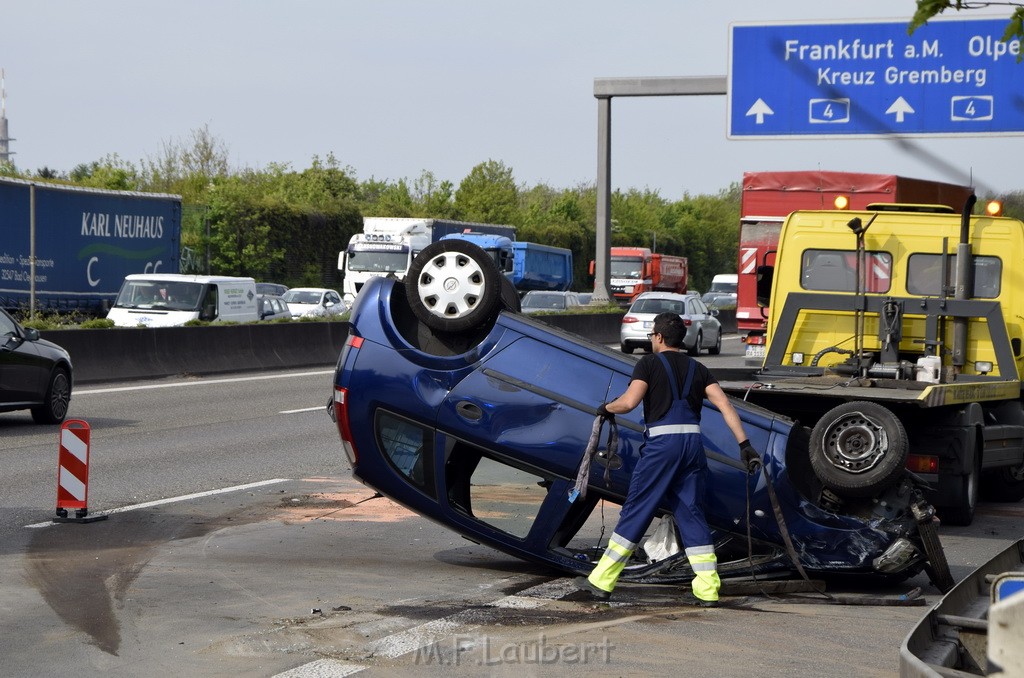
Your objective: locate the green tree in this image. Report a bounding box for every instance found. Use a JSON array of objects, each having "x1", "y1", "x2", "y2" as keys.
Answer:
[
  {"x1": 454, "y1": 160, "x2": 520, "y2": 224},
  {"x1": 911, "y1": 1, "x2": 1024, "y2": 55},
  {"x1": 69, "y1": 154, "x2": 142, "y2": 190}
]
